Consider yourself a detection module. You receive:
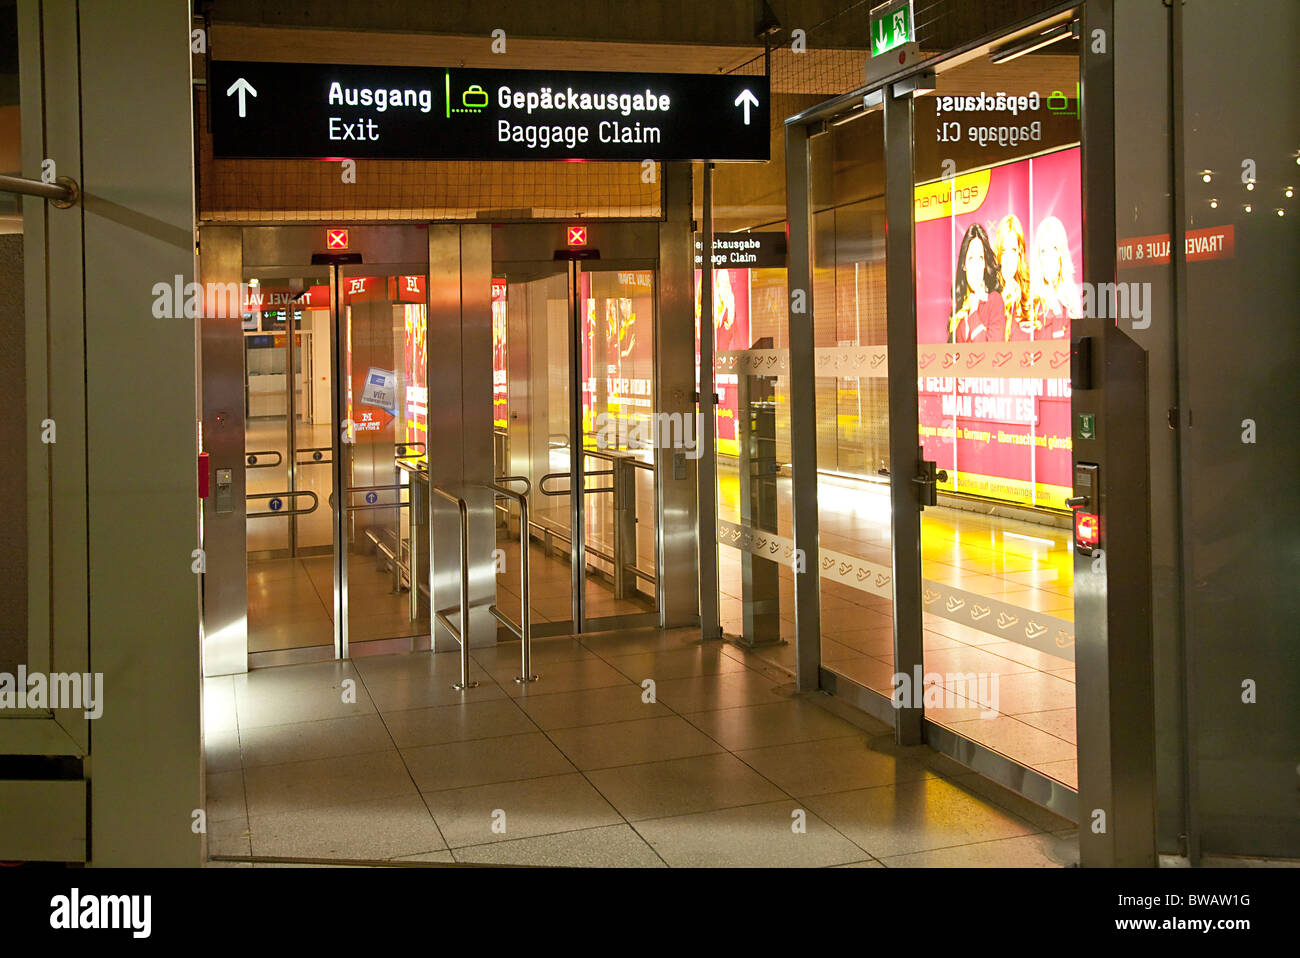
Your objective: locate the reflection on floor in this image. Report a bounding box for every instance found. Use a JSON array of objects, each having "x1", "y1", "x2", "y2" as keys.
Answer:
[
  {"x1": 247, "y1": 557, "x2": 333, "y2": 653},
  {"x1": 247, "y1": 523, "x2": 653, "y2": 654},
  {"x1": 247, "y1": 552, "x2": 431, "y2": 653},
  {"x1": 245, "y1": 415, "x2": 429, "y2": 652},
  {"x1": 203, "y1": 628, "x2": 1076, "y2": 867},
  {"x1": 717, "y1": 468, "x2": 1078, "y2": 789},
  {"x1": 493, "y1": 534, "x2": 656, "y2": 628}
]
